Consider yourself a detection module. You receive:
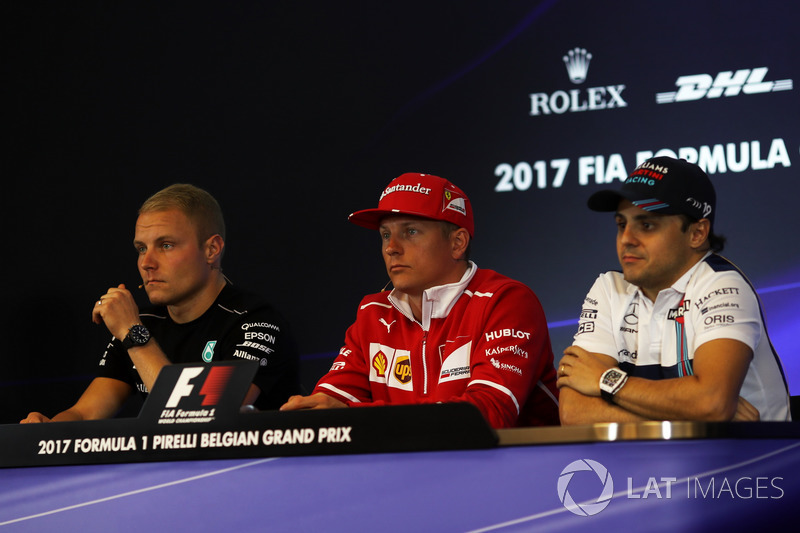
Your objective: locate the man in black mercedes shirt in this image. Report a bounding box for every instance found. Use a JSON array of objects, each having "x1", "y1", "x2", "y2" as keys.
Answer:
[{"x1": 22, "y1": 184, "x2": 299, "y2": 422}]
